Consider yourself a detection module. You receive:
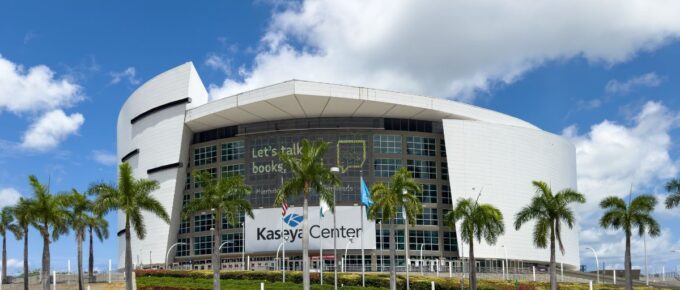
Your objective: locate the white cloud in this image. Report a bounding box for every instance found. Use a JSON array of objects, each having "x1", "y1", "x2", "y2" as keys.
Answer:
[
  {"x1": 110, "y1": 67, "x2": 140, "y2": 85},
  {"x1": 0, "y1": 188, "x2": 21, "y2": 208},
  {"x1": 564, "y1": 101, "x2": 680, "y2": 266},
  {"x1": 204, "y1": 54, "x2": 231, "y2": 75},
  {"x1": 92, "y1": 150, "x2": 117, "y2": 166},
  {"x1": 563, "y1": 101, "x2": 679, "y2": 220},
  {"x1": 0, "y1": 54, "x2": 83, "y2": 114},
  {"x1": 209, "y1": 0, "x2": 680, "y2": 101},
  {"x1": 605, "y1": 72, "x2": 663, "y2": 95},
  {"x1": 21, "y1": 110, "x2": 85, "y2": 151}
]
